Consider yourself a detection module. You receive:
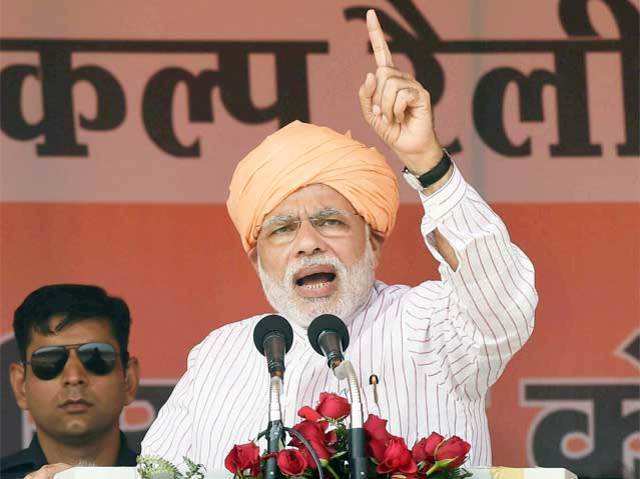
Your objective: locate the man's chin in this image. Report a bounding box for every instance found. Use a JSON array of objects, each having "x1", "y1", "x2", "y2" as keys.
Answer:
[
  {"x1": 282, "y1": 297, "x2": 336, "y2": 327},
  {"x1": 63, "y1": 419, "x2": 92, "y2": 436}
]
